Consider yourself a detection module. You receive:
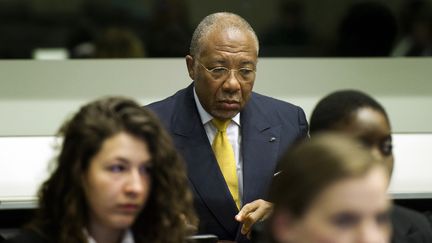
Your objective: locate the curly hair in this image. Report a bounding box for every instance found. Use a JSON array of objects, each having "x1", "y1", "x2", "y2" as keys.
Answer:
[{"x1": 29, "y1": 96, "x2": 197, "y2": 243}]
